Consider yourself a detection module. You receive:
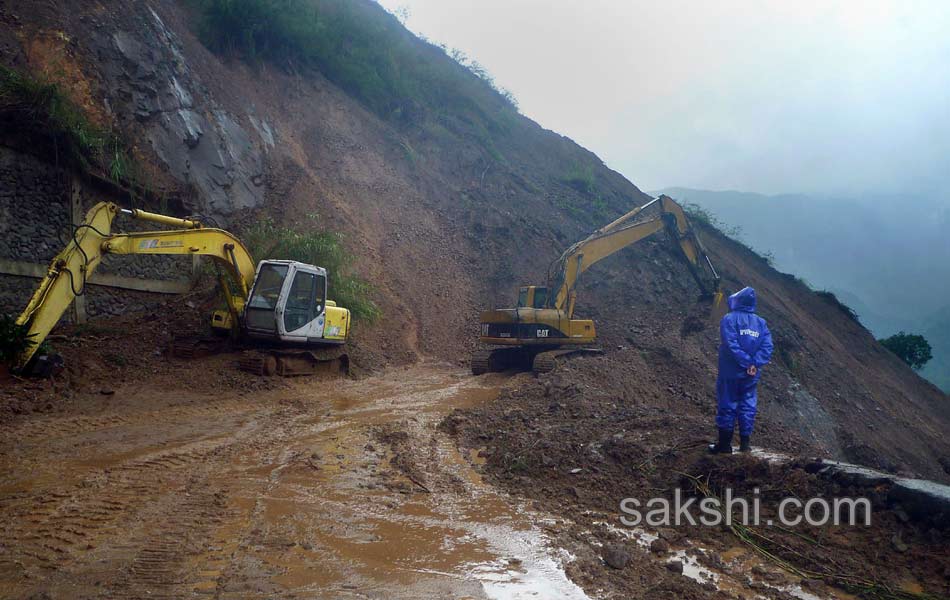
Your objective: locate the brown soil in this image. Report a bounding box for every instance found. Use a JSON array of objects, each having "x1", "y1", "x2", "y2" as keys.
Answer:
[
  {"x1": 447, "y1": 370, "x2": 950, "y2": 599},
  {"x1": 0, "y1": 361, "x2": 600, "y2": 599}
]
